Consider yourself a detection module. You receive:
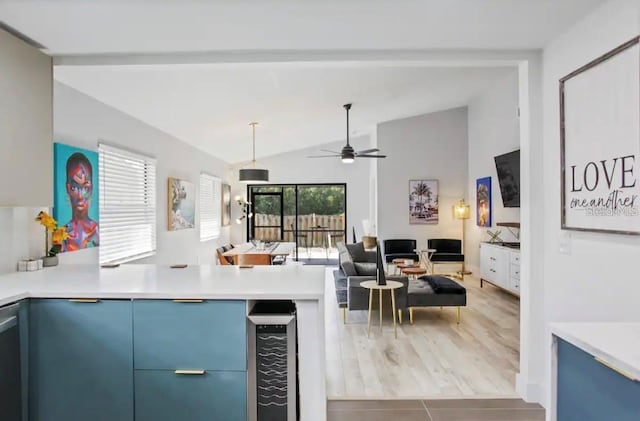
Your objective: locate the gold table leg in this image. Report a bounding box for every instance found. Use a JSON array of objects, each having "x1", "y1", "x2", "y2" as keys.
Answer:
[
  {"x1": 379, "y1": 289, "x2": 383, "y2": 330},
  {"x1": 367, "y1": 289, "x2": 373, "y2": 338},
  {"x1": 391, "y1": 290, "x2": 397, "y2": 339},
  {"x1": 409, "y1": 307, "x2": 414, "y2": 325}
]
